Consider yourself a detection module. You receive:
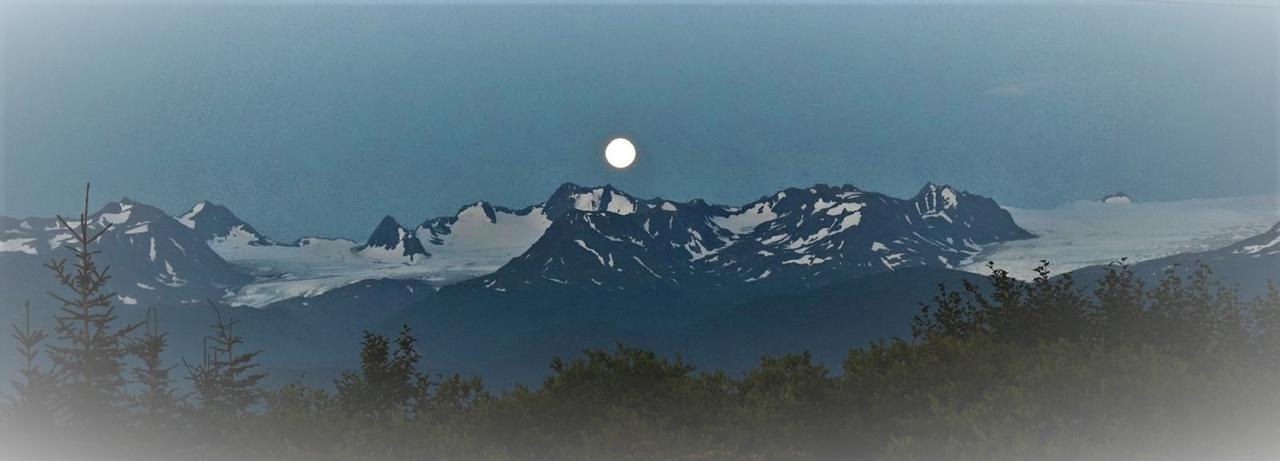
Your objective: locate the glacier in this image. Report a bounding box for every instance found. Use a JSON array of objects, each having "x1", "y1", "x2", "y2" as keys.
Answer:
[{"x1": 961, "y1": 195, "x2": 1280, "y2": 280}]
